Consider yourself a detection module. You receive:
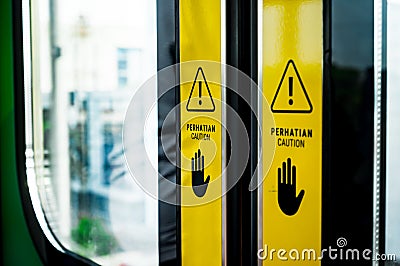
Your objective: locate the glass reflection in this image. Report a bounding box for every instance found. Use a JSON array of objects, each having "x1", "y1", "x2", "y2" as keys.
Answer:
[{"x1": 386, "y1": 0, "x2": 400, "y2": 262}]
